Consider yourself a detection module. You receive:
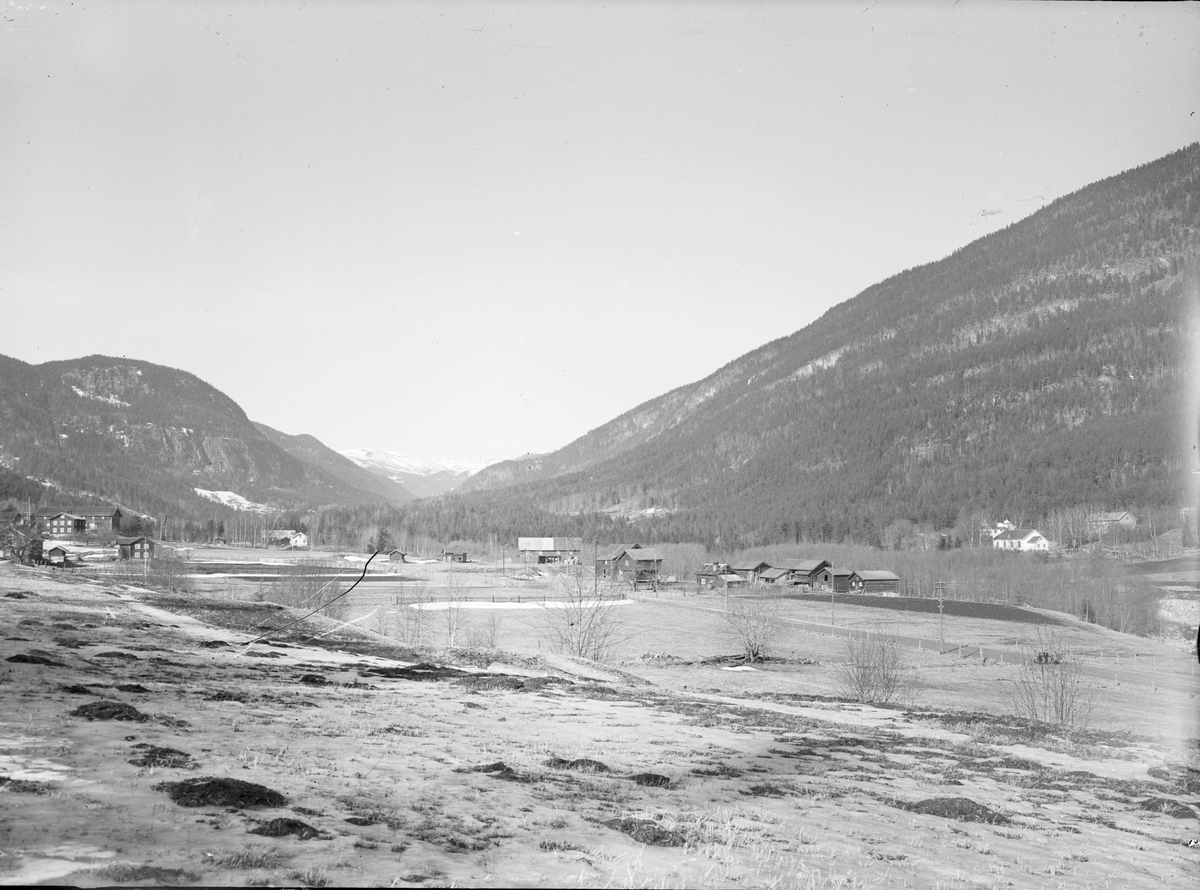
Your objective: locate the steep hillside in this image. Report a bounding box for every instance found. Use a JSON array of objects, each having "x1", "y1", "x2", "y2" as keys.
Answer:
[
  {"x1": 255, "y1": 425, "x2": 415, "y2": 504},
  {"x1": 0, "y1": 355, "x2": 399, "y2": 521},
  {"x1": 460, "y1": 144, "x2": 1200, "y2": 543}
]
